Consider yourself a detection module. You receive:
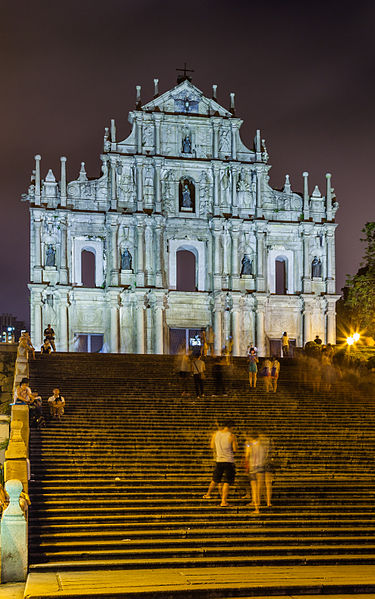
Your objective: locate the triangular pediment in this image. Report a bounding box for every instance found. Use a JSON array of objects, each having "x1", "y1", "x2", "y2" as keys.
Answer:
[{"x1": 141, "y1": 80, "x2": 232, "y2": 117}]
